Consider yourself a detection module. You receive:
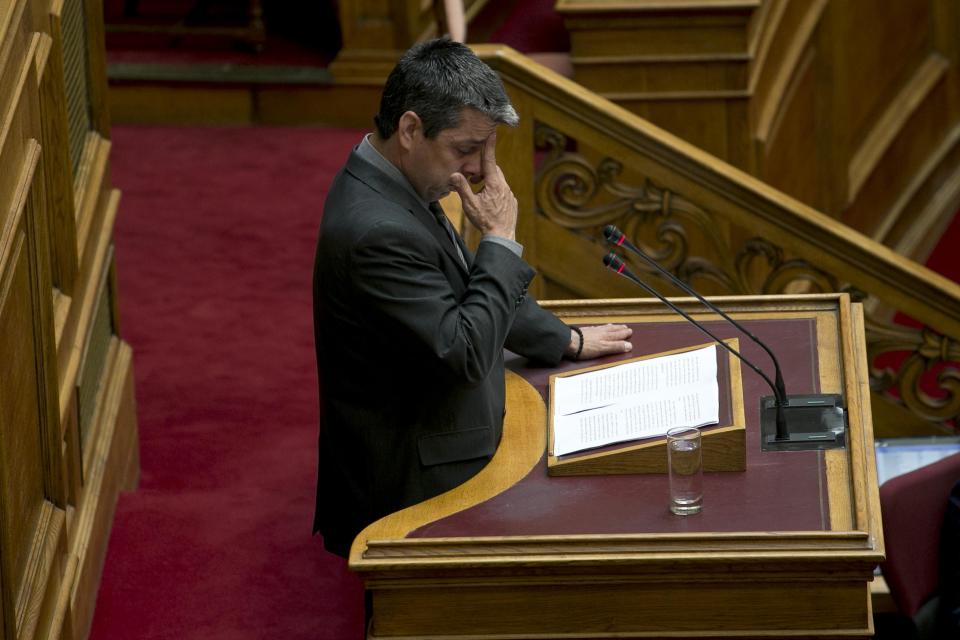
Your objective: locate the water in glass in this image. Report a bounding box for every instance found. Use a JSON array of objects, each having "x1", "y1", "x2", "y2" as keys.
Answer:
[{"x1": 668, "y1": 430, "x2": 703, "y2": 515}]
